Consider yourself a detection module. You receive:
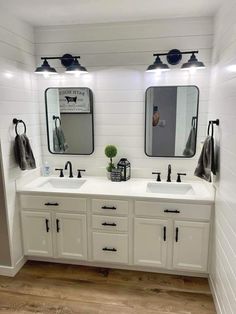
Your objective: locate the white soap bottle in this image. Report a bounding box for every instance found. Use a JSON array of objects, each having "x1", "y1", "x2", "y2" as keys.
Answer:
[{"x1": 42, "y1": 161, "x2": 51, "y2": 177}]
